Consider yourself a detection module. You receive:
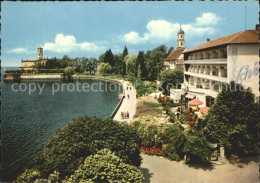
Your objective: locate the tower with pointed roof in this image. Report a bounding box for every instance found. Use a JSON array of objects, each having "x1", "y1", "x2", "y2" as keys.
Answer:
[{"x1": 177, "y1": 25, "x2": 185, "y2": 48}]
